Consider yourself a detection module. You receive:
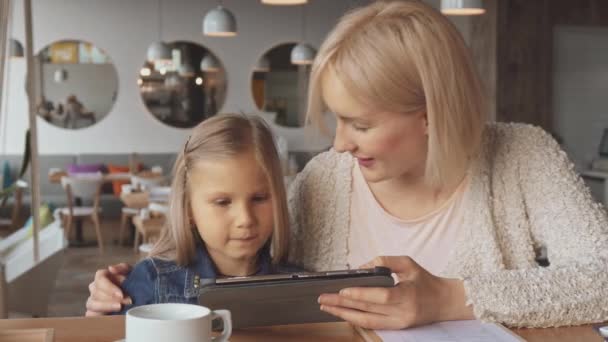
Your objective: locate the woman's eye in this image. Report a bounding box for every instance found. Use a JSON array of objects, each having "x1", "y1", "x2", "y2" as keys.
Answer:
[{"x1": 353, "y1": 125, "x2": 369, "y2": 132}]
